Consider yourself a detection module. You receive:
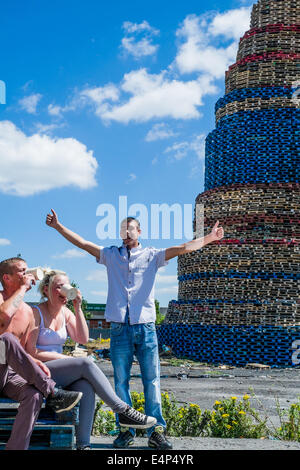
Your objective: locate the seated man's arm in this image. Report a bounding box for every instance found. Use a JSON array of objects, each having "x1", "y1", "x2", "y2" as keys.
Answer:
[
  {"x1": 0, "y1": 276, "x2": 33, "y2": 333},
  {"x1": 46, "y1": 209, "x2": 101, "y2": 258},
  {"x1": 165, "y1": 221, "x2": 224, "y2": 261}
]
